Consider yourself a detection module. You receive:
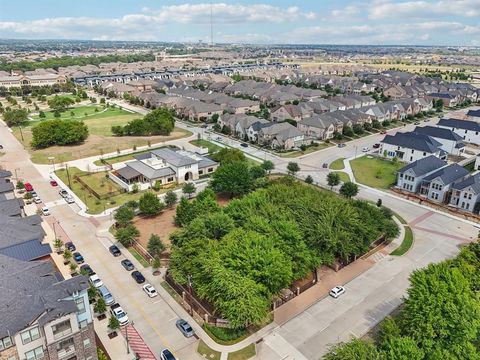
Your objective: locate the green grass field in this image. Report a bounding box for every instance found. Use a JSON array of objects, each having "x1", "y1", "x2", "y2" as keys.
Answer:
[
  {"x1": 189, "y1": 139, "x2": 222, "y2": 153},
  {"x1": 227, "y1": 344, "x2": 256, "y2": 360},
  {"x1": 350, "y1": 156, "x2": 405, "y2": 189},
  {"x1": 329, "y1": 158, "x2": 345, "y2": 170},
  {"x1": 333, "y1": 171, "x2": 350, "y2": 183},
  {"x1": 197, "y1": 341, "x2": 221, "y2": 360},
  {"x1": 391, "y1": 226, "x2": 414, "y2": 256},
  {"x1": 278, "y1": 142, "x2": 331, "y2": 158}
]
